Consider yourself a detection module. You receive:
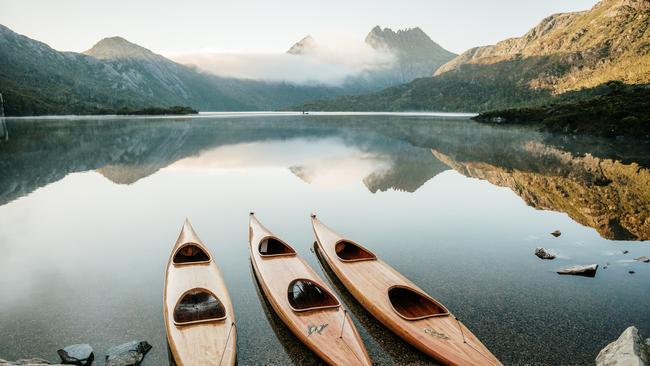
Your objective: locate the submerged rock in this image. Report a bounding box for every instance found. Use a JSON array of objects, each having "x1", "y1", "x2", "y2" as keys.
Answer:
[
  {"x1": 596, "y1": 326, "x2": 650, "y2": 366},
  {"x1": 557, "y1": 264, "x2": 598, "y2": 277},
  {"x1": 0, "y1": 359, "x2": 64, "y2": 365},
  {"x1": 535, "y1": 247, "x2": 556, "y2": 259},
  {"x1": 105, "y1": 341, "x2": 151, "y2": 366},
  {"x1": 57, "y1": 344, "x2": 93, "y2": 366},
  {"x1": 551, "y1": 230, "x2": 562, "y2": 237},
  {"x1": 635, "y1": 256, "x2": 650, "y2": 263}
]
